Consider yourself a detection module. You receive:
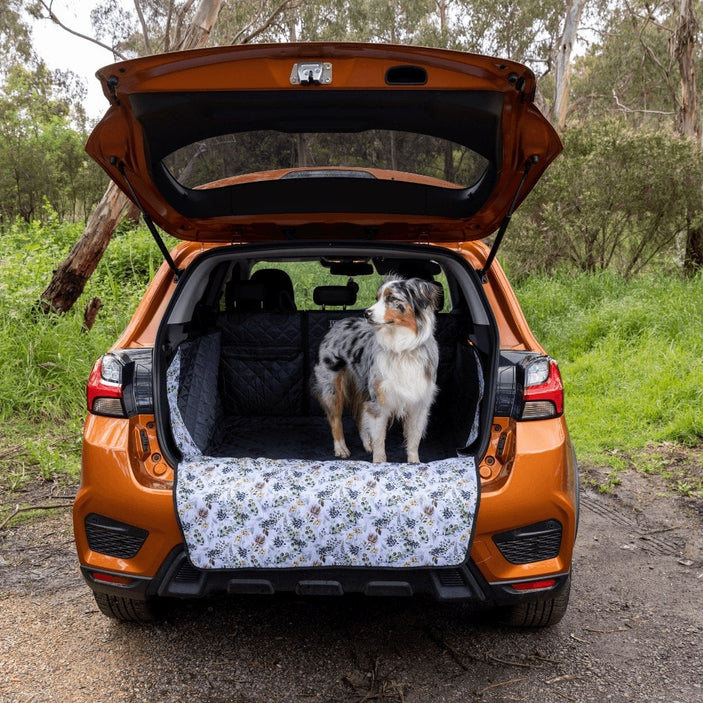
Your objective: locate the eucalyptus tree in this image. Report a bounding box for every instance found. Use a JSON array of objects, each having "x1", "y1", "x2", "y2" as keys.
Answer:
[
  {"x1": 0, "y1": 0, "x2": 32, "y2": 72},
  {"x1": 568, "y1": 0, "x2": 703, "y2": 272},
  {"x1": 38, "y1": 0, "x2": 299, "y2": 314}
]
